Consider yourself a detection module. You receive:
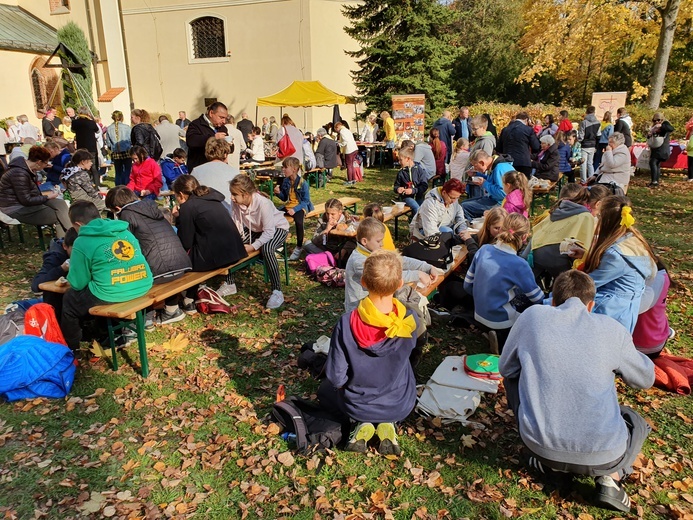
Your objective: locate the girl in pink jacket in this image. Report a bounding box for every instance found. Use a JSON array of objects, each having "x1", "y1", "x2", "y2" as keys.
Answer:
[{"x1": 502, "y1": 171, "x2": 531, "y2": 217}]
